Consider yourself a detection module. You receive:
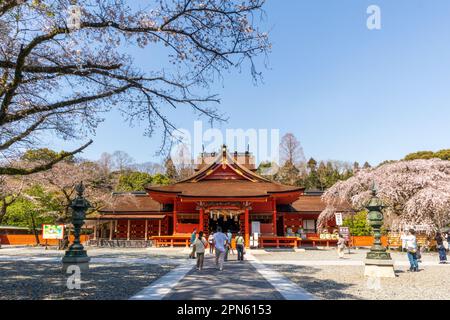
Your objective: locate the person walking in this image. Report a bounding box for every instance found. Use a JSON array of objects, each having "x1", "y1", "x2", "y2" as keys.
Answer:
[
  {"x1": 444, "y1": 232, "x2": 450, "y2": 252},
  {"x1": 213, "y1": 227, "x2": 228, "y2": 271},
  {"x1": 235, "y1": 232, "x2": 245, "y2": 261},
  {"x1": 194, "y1": 231, "x2": 208, "y2": 271},
  {"x1": 337, "y1": 234, "x2": 346, "y2": 259},
  {"x1": 435, "y1": 232, "x2": 447, "y2": 264},
  {"x1": 208, "y1": 232, "x2": 215, "y2": 254},
  {"x1": 405, "y1": 229, "x2": 419, "y2": 272},
  {"x1": 227, "y1": 230, "x2": 235, "y2": 255},
  {"x1": 224, "y1": 230, "x2": 233, "y2": 261},
  {"x1": 189, "y1": 228, "x2": 197, "y2": 259},
  {"x1": 400, "y1": 231, "x2": 407, "y2": 253}
]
